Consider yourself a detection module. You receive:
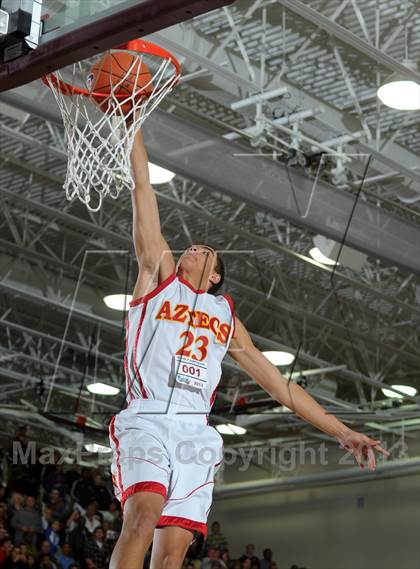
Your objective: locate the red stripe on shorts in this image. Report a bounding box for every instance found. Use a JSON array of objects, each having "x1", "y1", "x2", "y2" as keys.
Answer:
[
  {"x1": 166, "y1": 481, "x2": 214, "y2": 502},
  {"x1": 156, "y1": 515, "x2": 208, "y2": 538},
  {"x1": 109, "y1": 416, "x2": 123, "y2": 495},
  {"x1": 121, "y1": 481, "x2": 167, "y2": 508}
]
